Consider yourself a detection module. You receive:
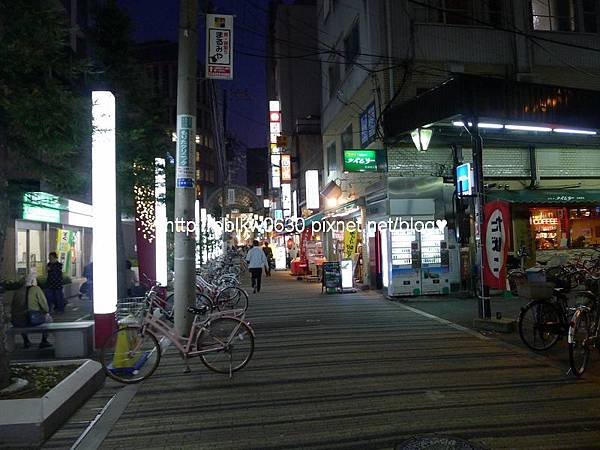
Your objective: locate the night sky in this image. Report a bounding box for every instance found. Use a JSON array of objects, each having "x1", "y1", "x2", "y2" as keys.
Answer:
[{"x1": 118, "y1": 0, "x2": 273, "y2": 149}]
